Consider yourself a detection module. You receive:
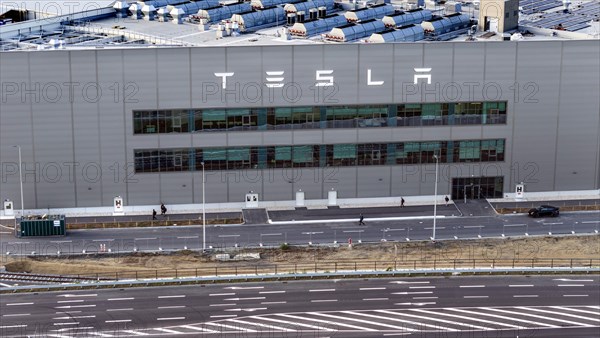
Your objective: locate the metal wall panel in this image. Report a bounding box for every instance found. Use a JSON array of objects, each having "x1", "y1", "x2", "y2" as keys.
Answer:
[
  {"x1": 70, "y1": 51, "x2": 103, "y2": 207},
  {"x1": 157, "y1": 48, "x2": 192, "y2": 109},
  {"x1": 512, "y1": 42, "x2": 562, "y2": 192},
  {"x1": 28, "y1": 51, "x2": 76, "y2": 208},
  {"x1": 97, "y1": 49, "x2": 129, "y2": 206},
  {"x1": 554, "y1": 41, "x2": 600, "y2": 190},
  {"x1": 0, "y1": 41, "x2": 598, "y2": 208},
  {"x1": 357, "y1": 44, "x2": 394, "y2": 104}
]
